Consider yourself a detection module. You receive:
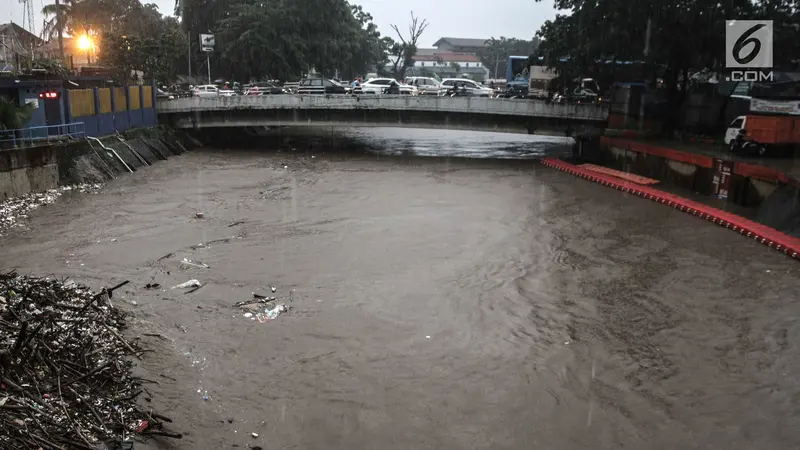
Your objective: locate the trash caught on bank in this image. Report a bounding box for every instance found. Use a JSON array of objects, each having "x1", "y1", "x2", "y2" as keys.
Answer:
[
  {"x1": 0, "y1": 271, "x2": 182, "y2": 448},
  {"x1": 0, "y1": 183, "x2": 103, "y2": 237}
]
